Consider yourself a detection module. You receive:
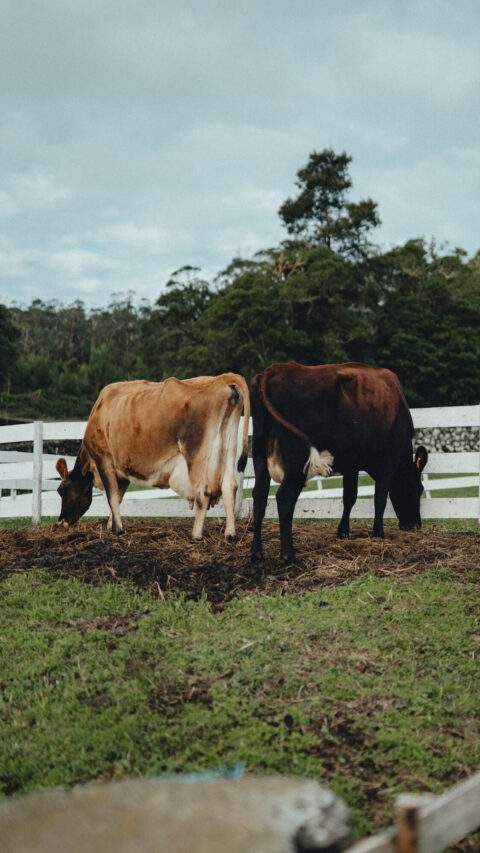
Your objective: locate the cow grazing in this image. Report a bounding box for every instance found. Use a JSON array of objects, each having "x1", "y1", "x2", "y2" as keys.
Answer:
[
  {"x1": 56, "y1": 374, "x2": 250, "y2": 540},
  {"x1": 250, "y1": 361, "x2": 428, "y2": 562}
]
